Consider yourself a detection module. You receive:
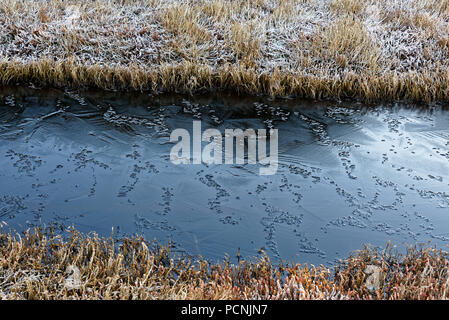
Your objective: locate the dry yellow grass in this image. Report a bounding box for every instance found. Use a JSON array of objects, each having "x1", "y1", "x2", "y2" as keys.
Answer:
[
  {"x1": 0, "y1": 0, "x2": 449, "y2": 102},
  {"x1": 330, "y1": 0, "x2": 369, "y2": 15},
  {"x1": 2, "y1": 227, "x2": 449, "y2": 300},
  {"x1": 0, "y1": 227, "x2": 340, "y2": 299},
  {"x1": 312, "y1": 17, "x2": 381, "y2": 73}
]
